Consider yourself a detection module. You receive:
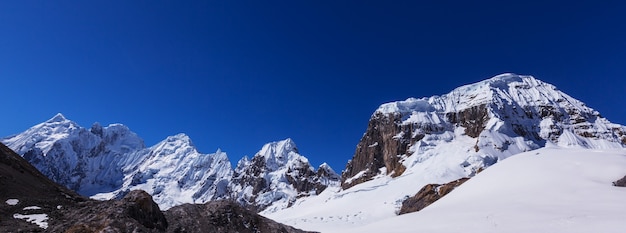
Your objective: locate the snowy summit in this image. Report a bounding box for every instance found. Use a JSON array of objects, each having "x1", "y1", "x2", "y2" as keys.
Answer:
[{"x1": 264, "y1": 73, "x2": 626, "y2": 232}]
